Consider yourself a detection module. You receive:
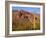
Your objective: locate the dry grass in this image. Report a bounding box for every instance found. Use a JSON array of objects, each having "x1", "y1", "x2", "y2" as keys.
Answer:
[{"x1": 12, "y1": 18, "x2": 40, "y2": 31}]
